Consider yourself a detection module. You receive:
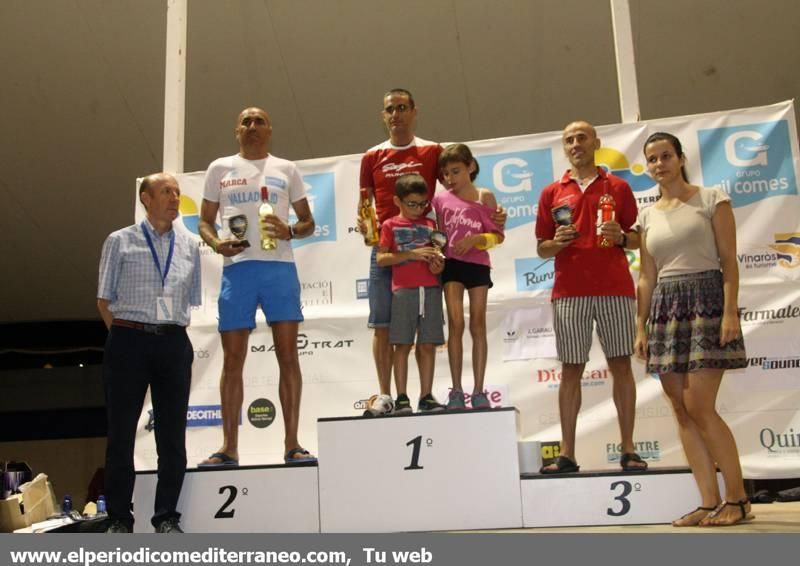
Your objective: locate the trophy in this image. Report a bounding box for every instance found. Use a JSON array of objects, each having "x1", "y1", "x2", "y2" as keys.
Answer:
[
  {"x1": 430, "y1": 230, "x2": 448, "y2": 258},
  {"x1": 228, "y1": 214, "x2": 251, "y2": 248},
  {"x1": 552, "y1": 204, "x2": 579, "y2": 237}
]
